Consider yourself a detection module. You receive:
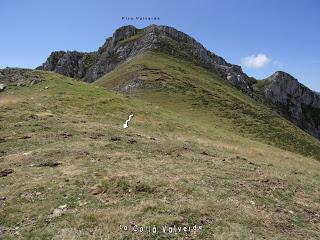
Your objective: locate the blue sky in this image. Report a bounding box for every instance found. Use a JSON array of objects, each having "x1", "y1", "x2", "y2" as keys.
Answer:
[{"x1": 0, "y1": 0, "x2": 319, "y2": 91}]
